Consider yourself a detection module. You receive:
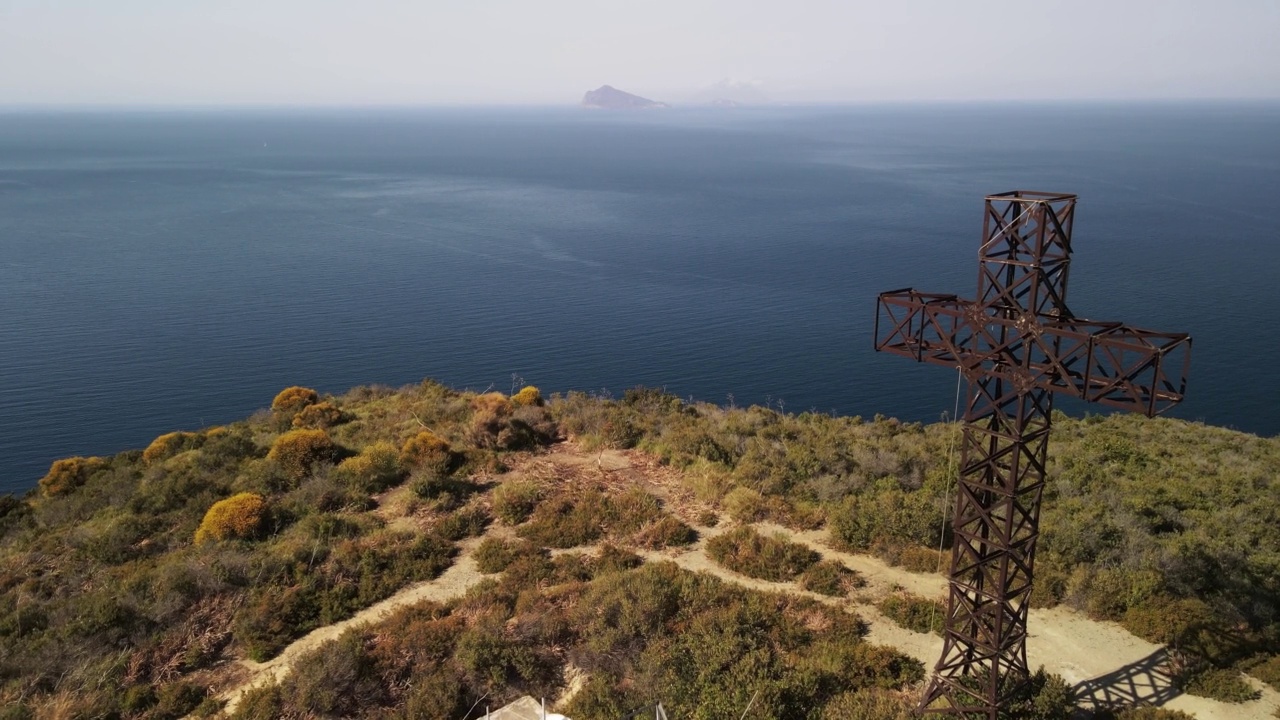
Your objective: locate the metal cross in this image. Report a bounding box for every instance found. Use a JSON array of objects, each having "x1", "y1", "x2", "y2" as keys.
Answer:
[{"x1": 874, "y1": 191, "x2": 1191, "y2": 719}]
